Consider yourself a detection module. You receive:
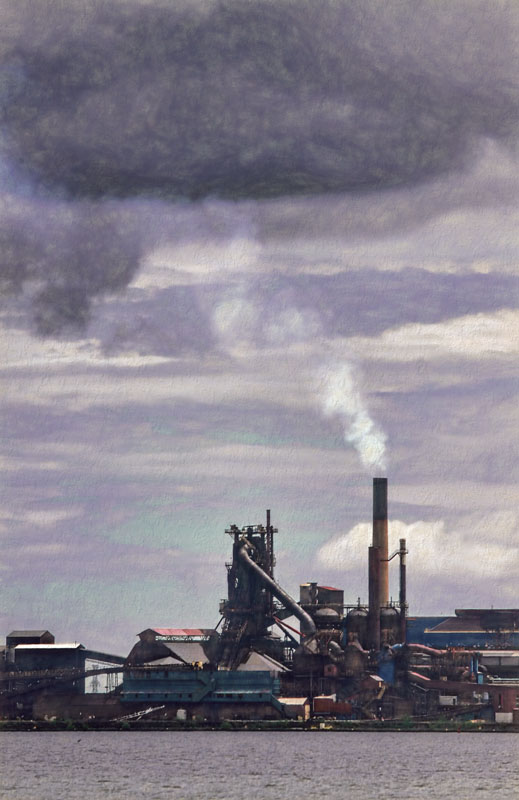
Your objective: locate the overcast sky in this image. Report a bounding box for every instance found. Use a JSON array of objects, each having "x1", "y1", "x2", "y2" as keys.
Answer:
[{"x1": 1, "y1": 0, "x2": 518, "y2": 655}]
